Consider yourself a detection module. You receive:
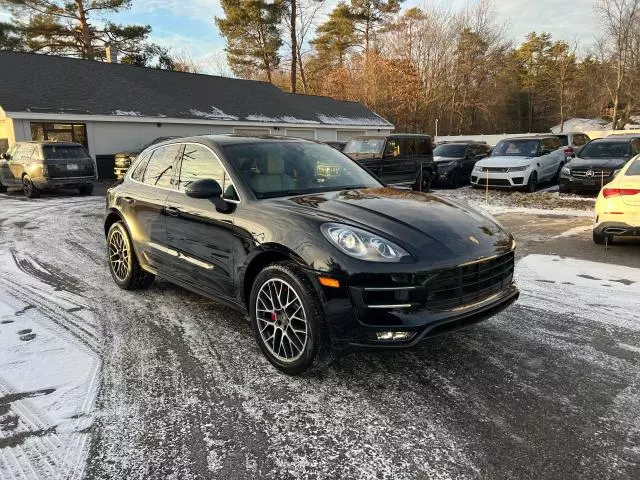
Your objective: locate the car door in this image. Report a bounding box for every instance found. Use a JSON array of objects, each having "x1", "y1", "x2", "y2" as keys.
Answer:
[
  {"x1": 0, "y1": 144, "x2": 19, "y2": 186},
  {"x1": 380, "y1": 137, "x2": 418, "y2": 185},
  {"x1": 164, "y1": 142, "x2": 238, "y2": 300},
  {"x1": 121, "y1": 143, "x2": 181, "y2": 272},
  {"x1": 8, "y1": 144, "x2": 33, "y2": 185},
  {"x1": 539, "y1": 138, "x2": 560, "y2": 180}
]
